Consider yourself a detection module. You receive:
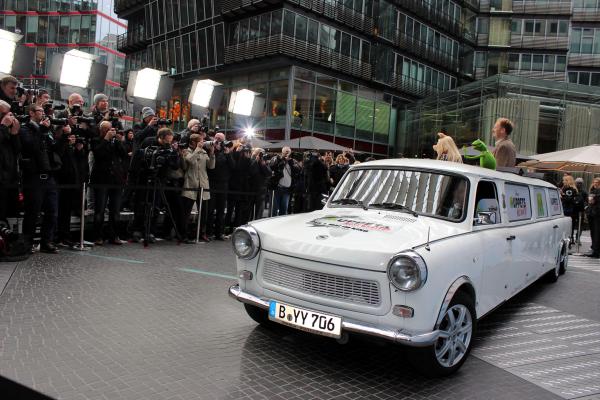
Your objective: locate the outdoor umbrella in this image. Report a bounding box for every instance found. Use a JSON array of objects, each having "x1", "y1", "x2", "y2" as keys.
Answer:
[
  {"x1": 518, "y1": 144, "x2": 600, "y2": 173},
  {"x1": 263, "y1": 136, "x2": 352, "y2": 152},
  {"x1": 247, "y1": 137, "x2": 273, "y2": 149}
]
